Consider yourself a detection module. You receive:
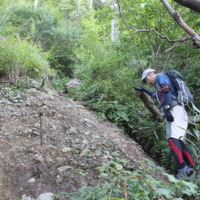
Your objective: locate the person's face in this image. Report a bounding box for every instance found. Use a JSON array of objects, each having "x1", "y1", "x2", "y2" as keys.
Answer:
[{"x1": 145, "y1": 72, "x2": 156, "y2": 85}]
